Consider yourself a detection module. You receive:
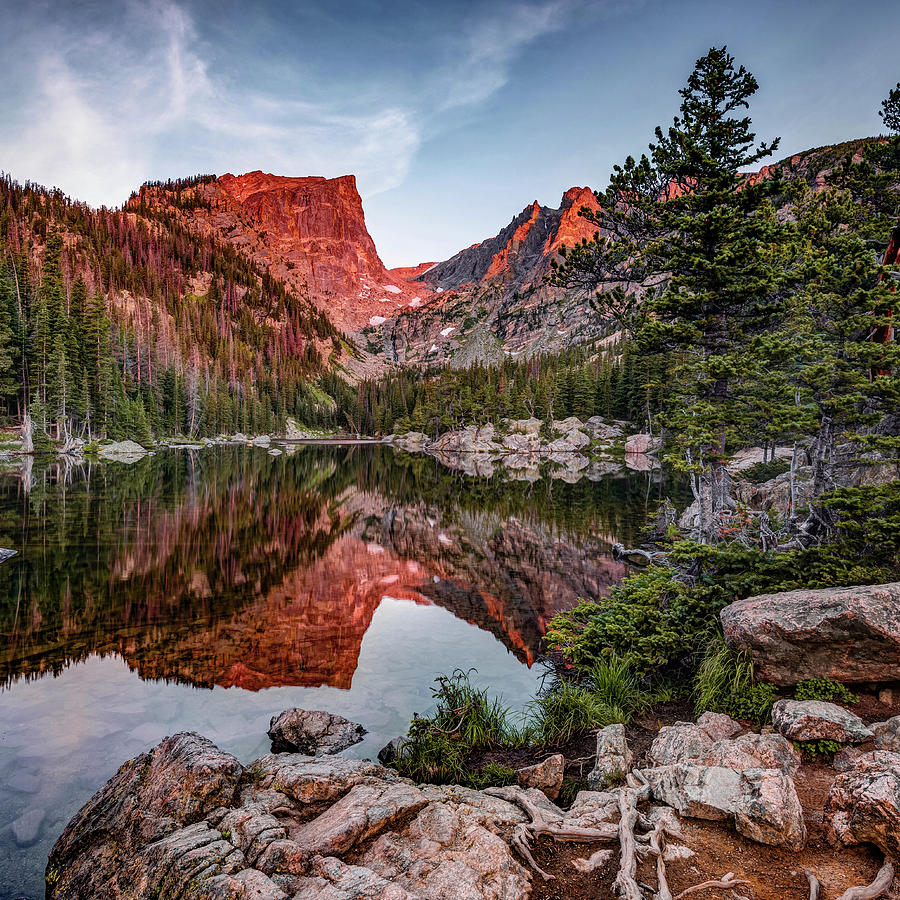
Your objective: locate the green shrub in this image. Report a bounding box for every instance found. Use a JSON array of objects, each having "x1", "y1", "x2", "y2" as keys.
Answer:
[
  {"x1": 467, "y1": 762, "x2": 518, "y2": 790},
  {"x1": 793, "y1": 739, "x2": 843, "y2": 760},
  {"x1": 393, "y1": 722, "x2": 469, "y2": 784},
  {"x1": 530, "y1": 682, "x2": 622, "y2": 746},
  {"x1": 741, "y1": 459, "x2": 791, "y2": 484},
  {"x1": 427, "y1": 669, "x2": 516, "y2": 748},
  {"x1": 794, "y1": 678, "x2": 859, "y2": 706},
  {"x1": 694, "y1": 633, "x2": 776, "y2": 726}
]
